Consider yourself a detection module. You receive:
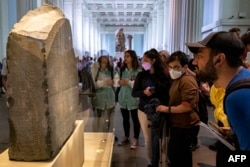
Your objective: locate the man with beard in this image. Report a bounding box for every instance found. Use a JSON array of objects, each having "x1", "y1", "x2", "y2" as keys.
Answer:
[{"x1": 186, "y1": 31, "x2": 250, "y2": 167}]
